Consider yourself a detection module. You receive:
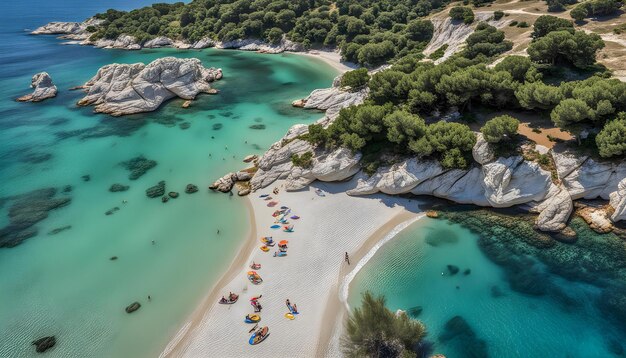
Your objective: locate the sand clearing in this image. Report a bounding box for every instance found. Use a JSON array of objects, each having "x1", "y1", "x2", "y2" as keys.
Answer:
[
  {"x1": 292, "y1": 50, "x2": 358, "y2": 74},
  {"x1": 163, "y1": 179, "x2": 424, "y2": 357}
]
